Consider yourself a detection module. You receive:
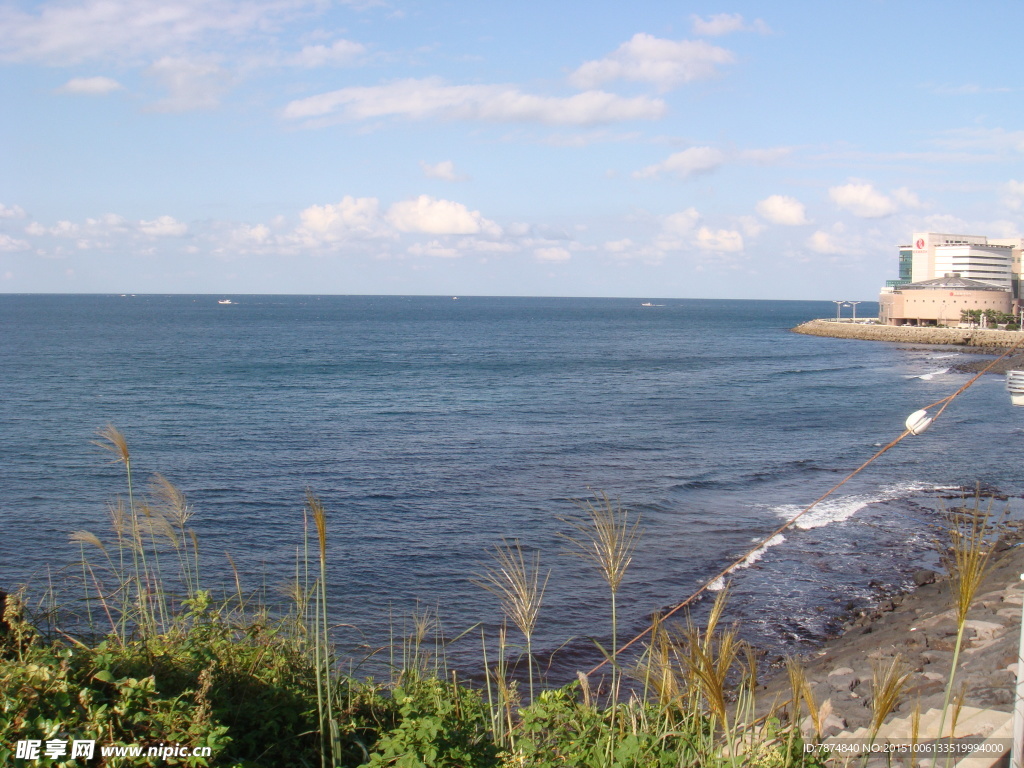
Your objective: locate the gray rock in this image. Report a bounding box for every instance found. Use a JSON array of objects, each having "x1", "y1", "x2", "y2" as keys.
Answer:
[
  {"x1": 914, "y1": 569, "x2": 938, "y2": 586},
  {"x1": 828, "y1": 673, "x2": 859, "y2": 692}
]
